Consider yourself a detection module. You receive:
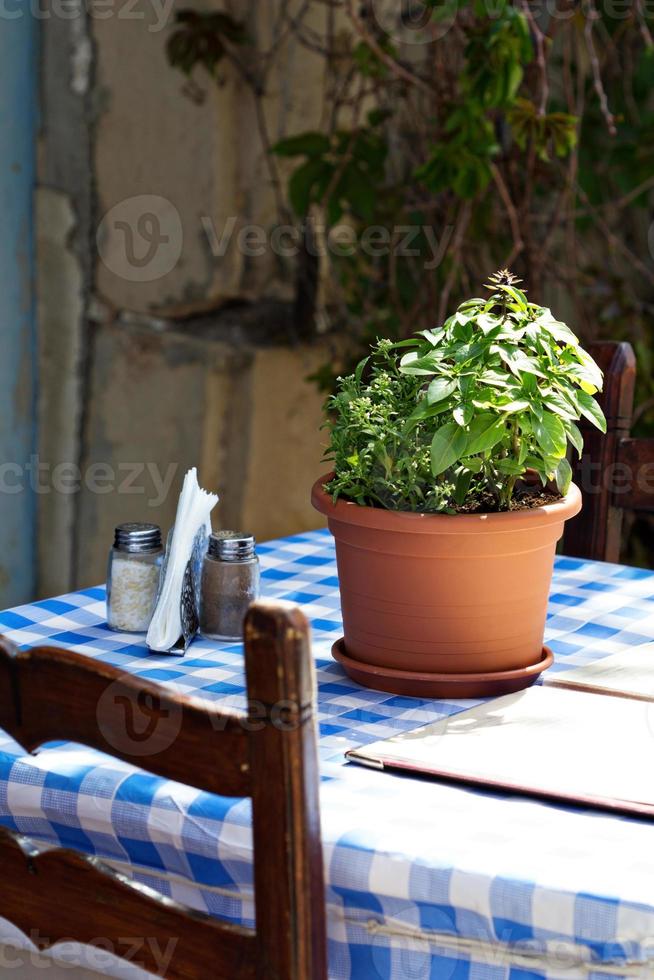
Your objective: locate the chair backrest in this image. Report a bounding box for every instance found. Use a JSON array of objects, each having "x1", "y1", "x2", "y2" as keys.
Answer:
[
  {"x1": 0, "y1": 600, "x2": 327, "y2": 980},
  {"x1": 563, "y1": 340, "x2": 654, "y2": 563}
]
